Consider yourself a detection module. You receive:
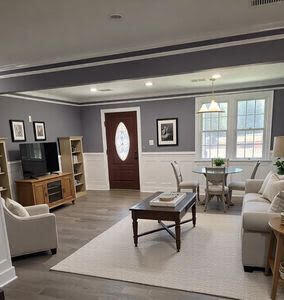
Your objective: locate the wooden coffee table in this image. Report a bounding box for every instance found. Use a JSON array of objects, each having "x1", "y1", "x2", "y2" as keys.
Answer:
[{"x1": 129, "y1": 192, "x2": 196, "y2": 252}]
